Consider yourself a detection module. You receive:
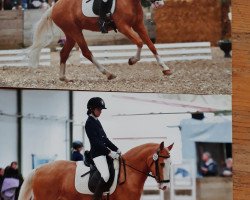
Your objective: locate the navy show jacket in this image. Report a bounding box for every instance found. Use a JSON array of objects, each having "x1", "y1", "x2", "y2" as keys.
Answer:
[{"x1": 85, "y1": 116, "x2": 118, "y2": 158}]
